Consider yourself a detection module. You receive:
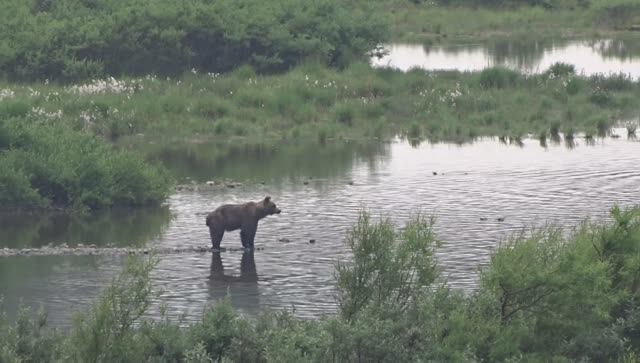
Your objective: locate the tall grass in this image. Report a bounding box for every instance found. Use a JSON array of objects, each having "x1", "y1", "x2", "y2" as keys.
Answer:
[
  {"x1": 3, "y1": 206, "x2": 640, "y2": 361},
  {"x1": 2, "y1": 62, "x2": 638, "y2": 148}
]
